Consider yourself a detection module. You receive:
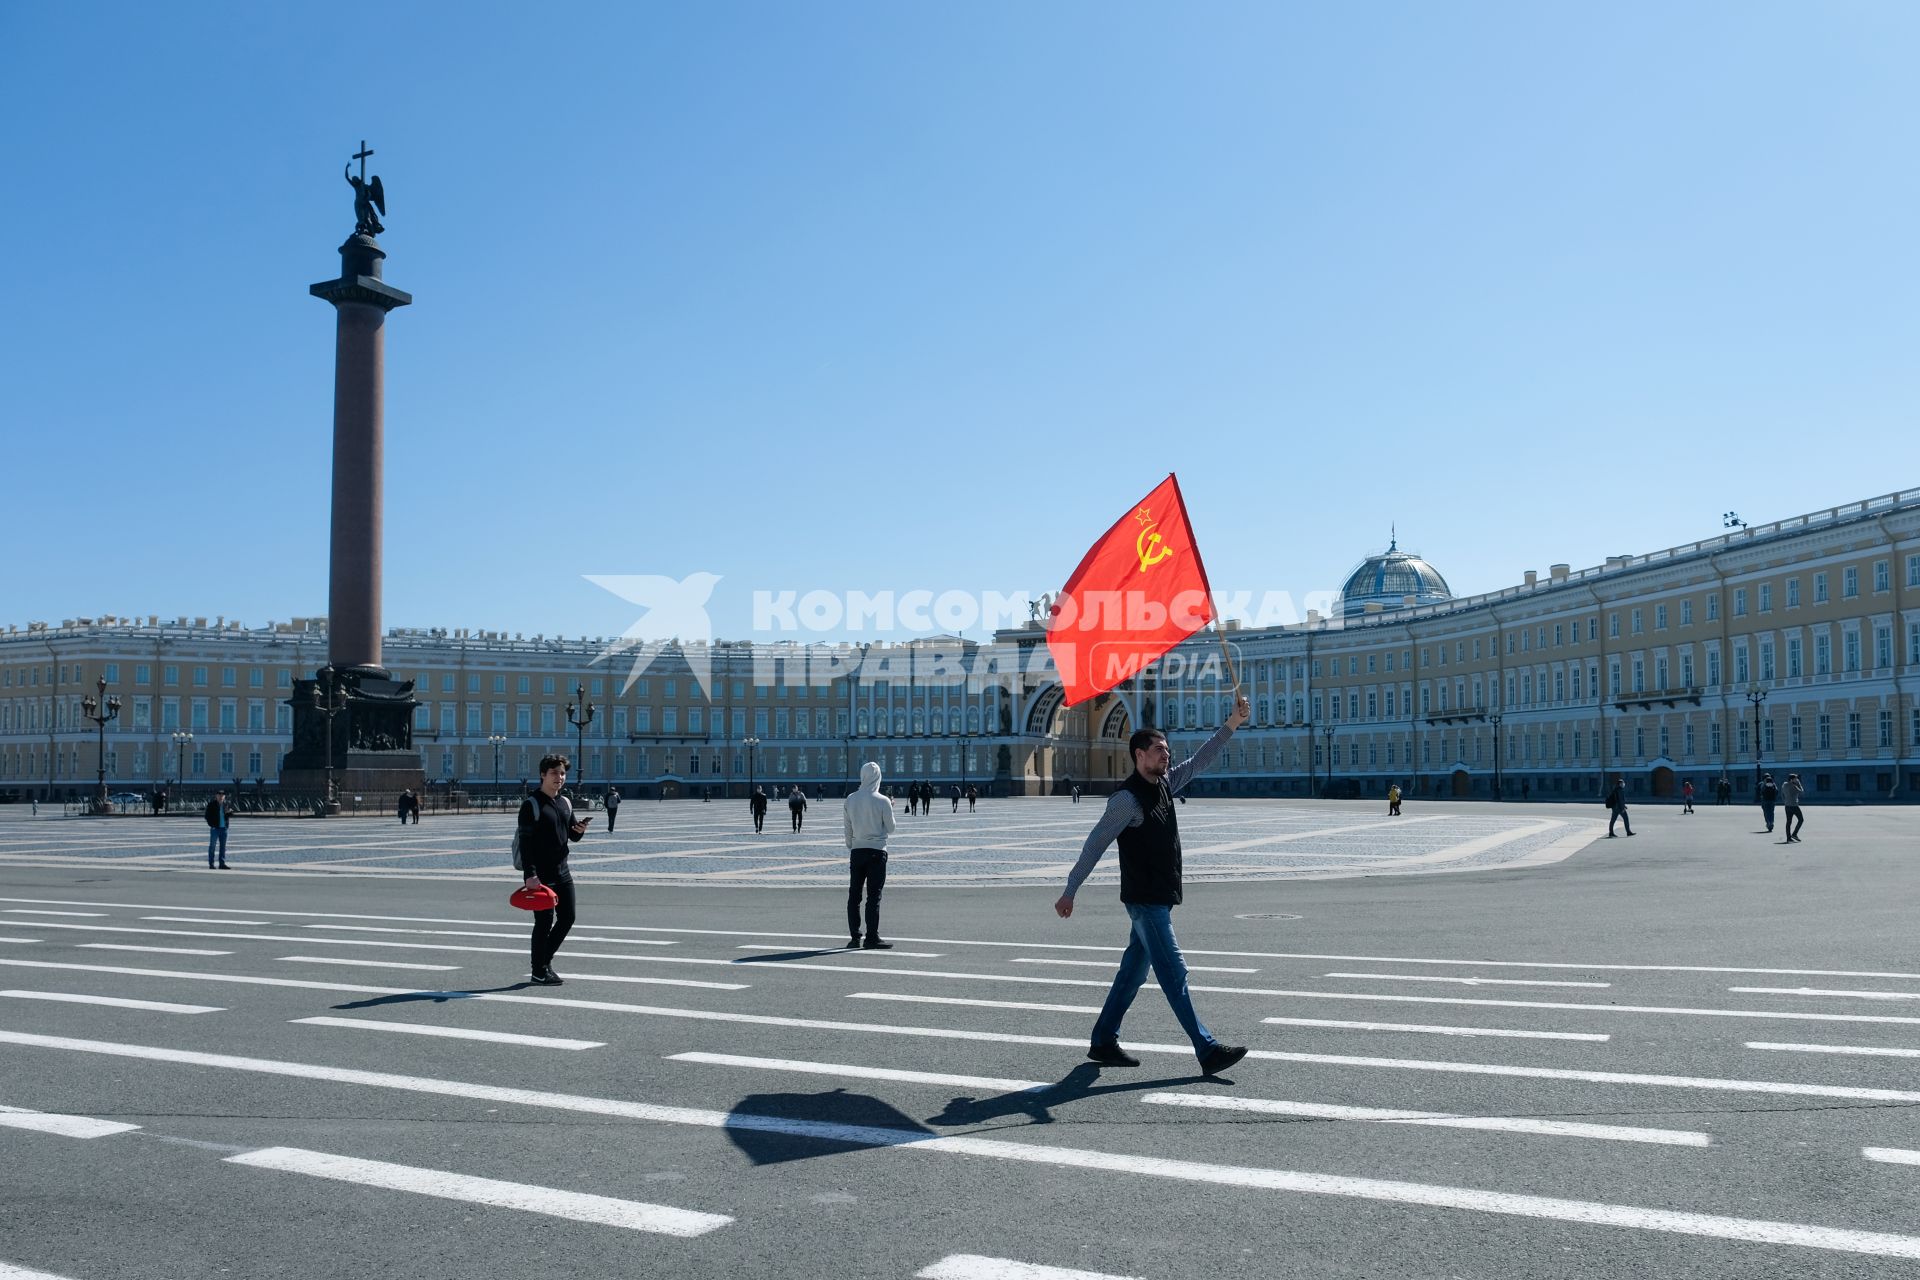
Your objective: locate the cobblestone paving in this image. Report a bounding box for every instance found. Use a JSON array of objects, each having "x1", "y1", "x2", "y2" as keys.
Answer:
[{"x1": 0, "y1": 799, "x2": 1593, "y2": 886}]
